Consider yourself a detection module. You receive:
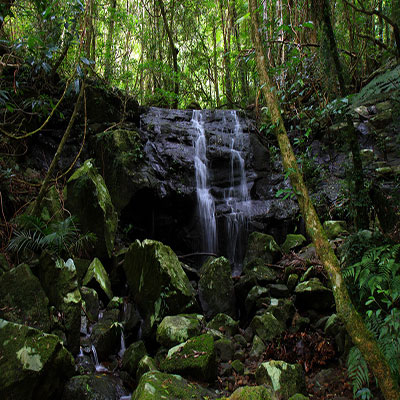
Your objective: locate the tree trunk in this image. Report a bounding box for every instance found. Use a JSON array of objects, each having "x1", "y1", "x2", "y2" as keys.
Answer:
[
  {"x1": 248, "y1": 1, "x2": 400, "y2": 398},
  {"x1": 157, "y1": 0, "x2": 179, "y2": 108},
  {"x1": 212, "y1": 24, "x2": 220, "y2": 107},
  {"x1": 104, "y1": 0, "x2": 117, "y2": 81}
]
